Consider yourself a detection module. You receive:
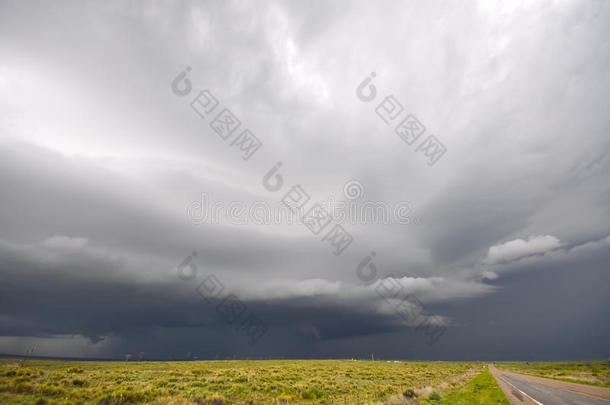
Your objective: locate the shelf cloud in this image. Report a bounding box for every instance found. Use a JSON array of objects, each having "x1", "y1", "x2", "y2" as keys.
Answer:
[{"x1": 1, "y1": 0, "x2": 609, "y2": 360}]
